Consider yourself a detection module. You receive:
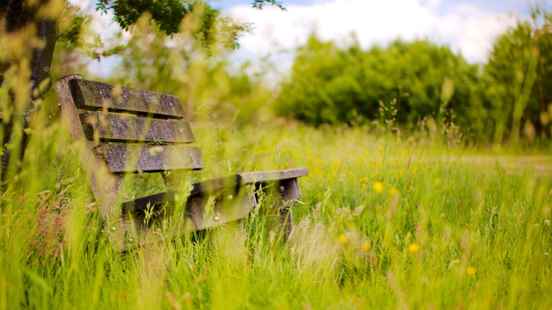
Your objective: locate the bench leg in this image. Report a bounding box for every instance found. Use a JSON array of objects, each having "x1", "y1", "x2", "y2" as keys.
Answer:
[
  {"x1": 277, "y1": 178, "x2": 300, "y2": 240},
  {"x1": 185, "y1": 191, "x2": 256, "y2": 232}
]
